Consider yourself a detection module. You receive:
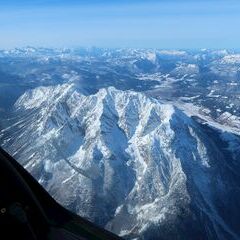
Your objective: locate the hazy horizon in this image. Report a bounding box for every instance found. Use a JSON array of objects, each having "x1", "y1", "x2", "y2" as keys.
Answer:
[
  {"x1": 1, "y1": 46, "x2": 240, "y2": 51},
  {"x1": 1, "y1": 0, "x2": 240, "y2": 49}
]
